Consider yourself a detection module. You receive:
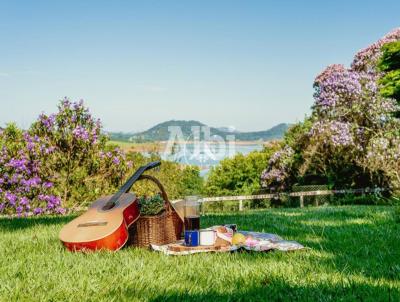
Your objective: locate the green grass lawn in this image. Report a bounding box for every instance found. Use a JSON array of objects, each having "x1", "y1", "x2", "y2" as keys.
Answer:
[{"x1": 0, "y1": 206, "x2": 399, "y2": 301}]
